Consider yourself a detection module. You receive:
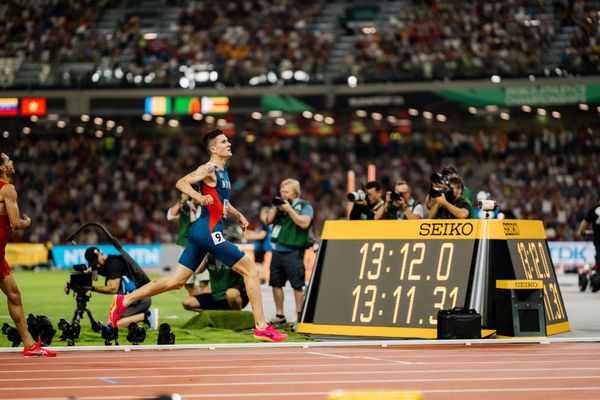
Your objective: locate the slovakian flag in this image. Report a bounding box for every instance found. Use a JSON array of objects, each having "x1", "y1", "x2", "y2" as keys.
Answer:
[
  {"x1": 201, "y1": 96, "x2": 229, "y2": 114},
  {"x1": 20, "y1": 98, "x2": 47, "y2": 116},
  {"x1": 0, "y1": 98, "x2": 18, "y2": 116}
]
